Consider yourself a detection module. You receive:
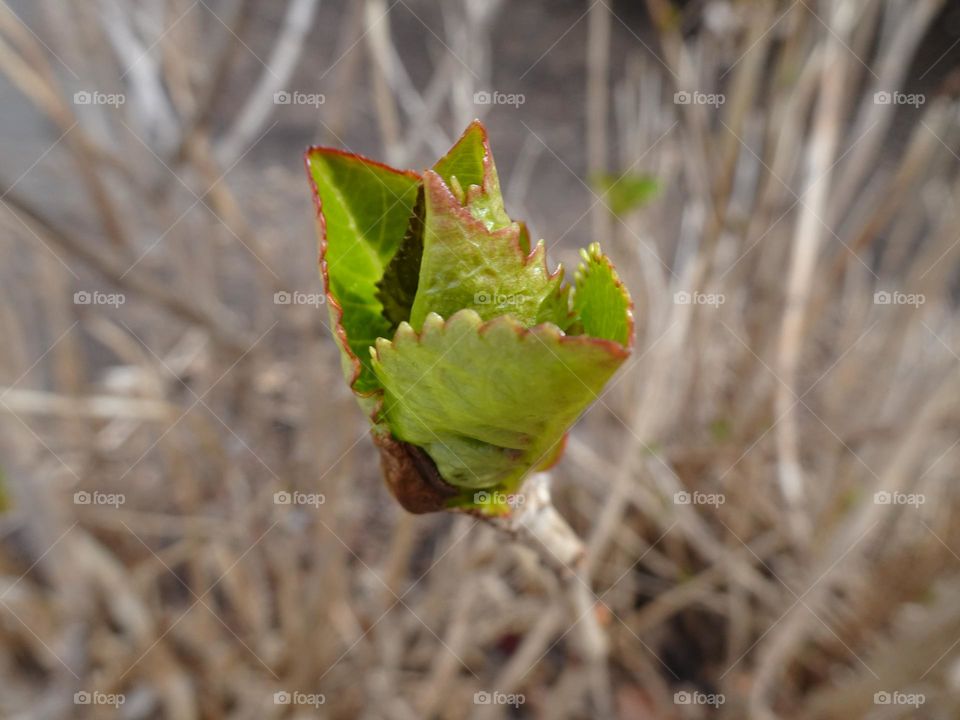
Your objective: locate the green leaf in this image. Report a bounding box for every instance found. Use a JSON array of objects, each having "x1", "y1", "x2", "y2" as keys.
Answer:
[
  {"x1": 408, "y1": 170, "x2": 563, "y2": 330},
  {"x1": 591, "y1": 172, "x2": 659, "y2": 217},
  {"x1": 371, "y1": 310, "x2": 629, "y2": 495},
  {"x1": 710, "y1": 417, "x2": 732, "y2": 443},
  {"x1": 432, "y1": 120, "x2": 511, "y2": 231},
  {"x1": 433, "y1": 121, "x2": 486, "y2": 191},
  {"x1": 306, "y1": 122, "x2": 635, "y2": 516},
  {"x1": 305, "y1": 148, "x2": 420, "y2": 394},
  {"x1": 410, "y1": 122, "x2": 563, "y2": 330},
  {"x1": 572, "y1": 242, "x2": 633, "y2": 346},
  {"x1": 535, "y1": 281, "x2": 575, "y2": 331}
]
